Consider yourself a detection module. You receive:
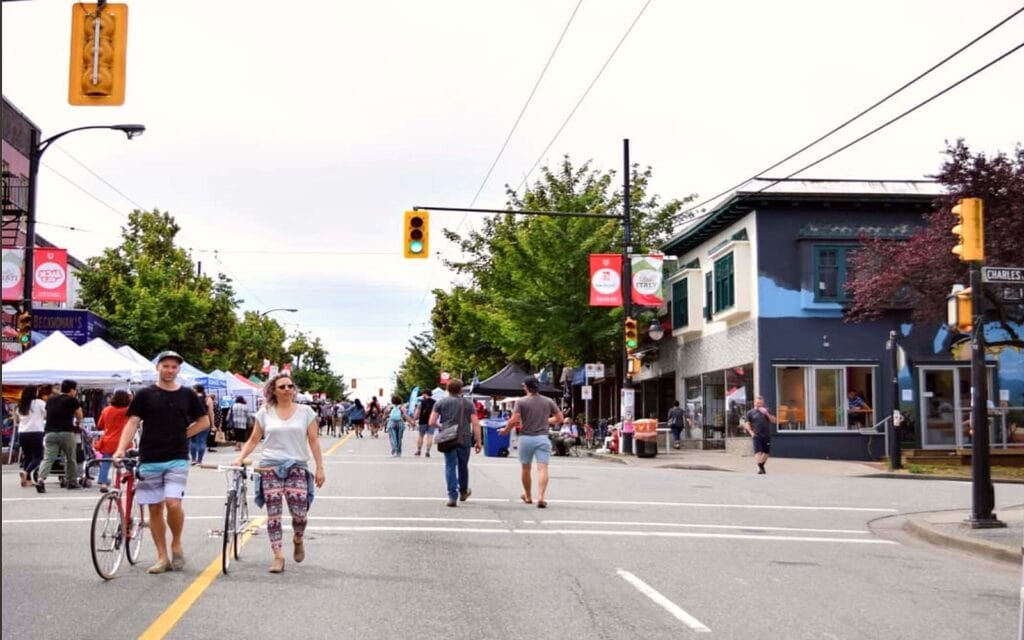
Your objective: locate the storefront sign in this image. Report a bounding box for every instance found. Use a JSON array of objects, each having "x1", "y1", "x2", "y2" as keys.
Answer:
[{"x1": 31, "y1": 308, "x2": 108, "y2": 345}]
